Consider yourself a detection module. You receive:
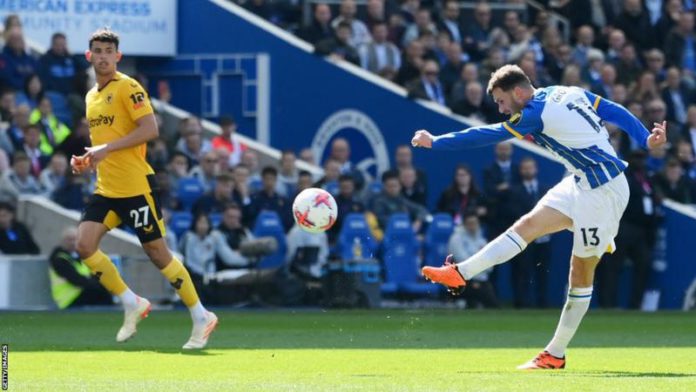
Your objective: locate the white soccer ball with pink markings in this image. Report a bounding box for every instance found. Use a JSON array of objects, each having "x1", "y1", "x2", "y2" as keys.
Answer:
[{"x1": 292, "y1": 187, "x2": 338, "y2": 233}]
